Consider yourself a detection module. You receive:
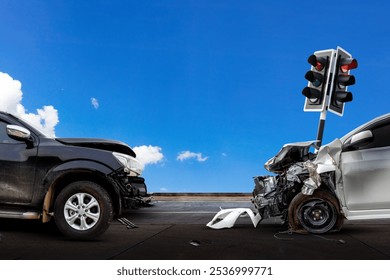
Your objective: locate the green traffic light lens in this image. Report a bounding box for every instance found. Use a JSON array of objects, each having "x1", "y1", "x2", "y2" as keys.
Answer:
[{"x1": 312, "y1": 79, "x2": 321, "y2": 87}]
